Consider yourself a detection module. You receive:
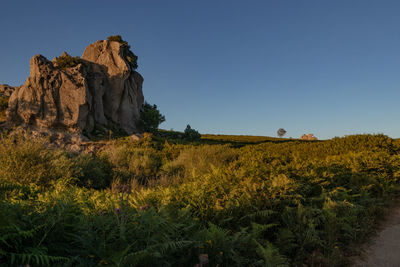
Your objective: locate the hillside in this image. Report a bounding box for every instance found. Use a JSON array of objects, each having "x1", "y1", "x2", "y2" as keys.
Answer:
[{"x1": 1, "y1": 132, "x2": 399, "y2": 266}]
